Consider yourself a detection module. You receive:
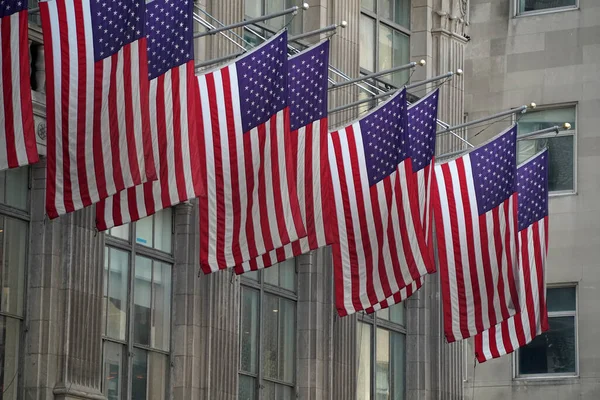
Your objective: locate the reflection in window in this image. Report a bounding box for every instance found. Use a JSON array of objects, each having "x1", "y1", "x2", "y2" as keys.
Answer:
[
  {"x1": 518, "y1": 286, "x2": 578, "y2": 376},
  {"x1": 517, "y1": 106, "x2": 576, "y2": 193},
  {"x1": 519, "y1": 0, "x2": 577, "y2": 14},
  {"x1": 0, "y1": 167, "x2": 29, "y2": 210}
]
